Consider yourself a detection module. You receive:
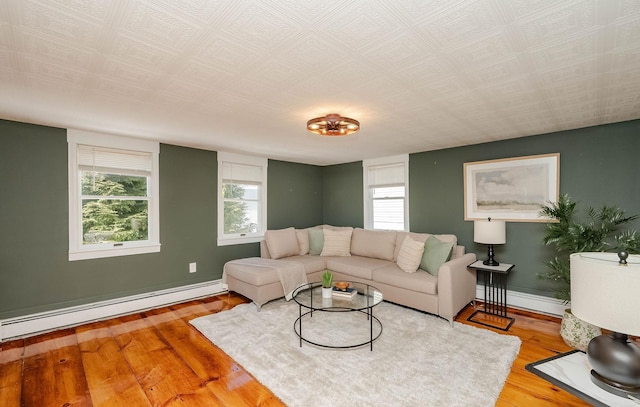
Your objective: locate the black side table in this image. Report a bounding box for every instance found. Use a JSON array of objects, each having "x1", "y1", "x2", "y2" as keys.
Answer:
[{"x1": 467, "y1": 260, "x2": 515, "y2": 331}]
